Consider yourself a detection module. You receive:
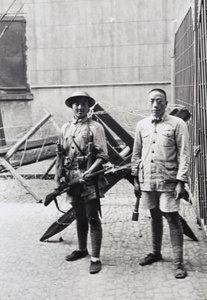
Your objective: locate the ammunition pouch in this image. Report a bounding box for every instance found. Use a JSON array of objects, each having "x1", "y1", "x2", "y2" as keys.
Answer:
[
  {"x1": 64, "y1": 155, "x2": 88, "y2": 170},
  {"x1": 63, "y1": 156, "x2": 72, "y2": 168},
  {"x1": 76, "y1": 156, "x2": 88, "y2": 169}
]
